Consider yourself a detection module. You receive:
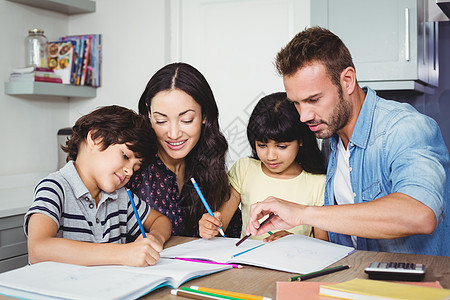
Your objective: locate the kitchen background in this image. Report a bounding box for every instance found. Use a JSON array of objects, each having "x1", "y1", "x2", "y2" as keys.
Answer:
[{"x1": 0, "y1": 0, "x2": 448, "y2": 270}]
